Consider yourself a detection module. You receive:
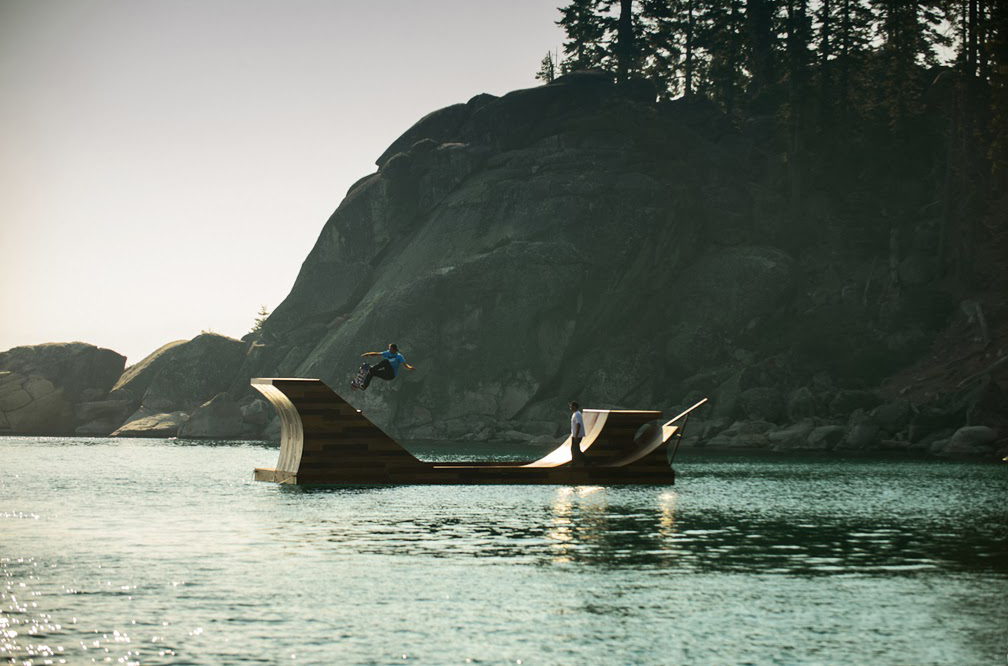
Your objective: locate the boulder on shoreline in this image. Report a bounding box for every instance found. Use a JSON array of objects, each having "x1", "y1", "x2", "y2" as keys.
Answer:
[
  {"x1": 932, "y1": 426, "x2": 999, "y2": 456},
  {"x1": 178, "y1": 393, "x2": 243, "y2": 439},
  {"x1": 0, "y1": 343, "x2": 126, "y2": 435},
  {"x1": 767, "y1": 420, "x2": 815, "y2": 448},
  {"x1": 0, "y1": 342, "x2": 126, "y2": 403},
  {"x1": 73, "y1": 399, "x2": 134, "y2": 436},
  {"x1": 117, "y1": 334, "x2": 248, "y2": 413},
  {"x1": 0, "y1": 371, "x2": 74, "y2": 435},
  {"x1": 110, "y1": 340, "x2": 187, "y2": 405},
  {"x1": 110, "y1": 410, "x2": 187, "y2": 438}
]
